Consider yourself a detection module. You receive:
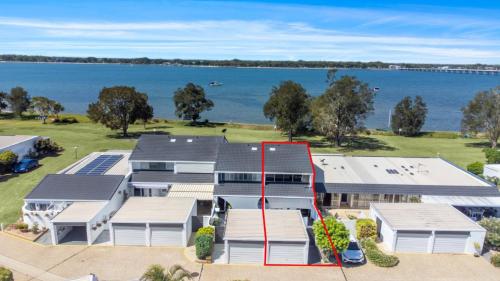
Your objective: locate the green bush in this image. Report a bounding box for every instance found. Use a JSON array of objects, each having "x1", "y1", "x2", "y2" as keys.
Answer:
[
  {"x1": 484, "y1": 148, "x2": 500, "y2": 164},
  {"x1": 195, "y1": 234, "x2": 213, "y2": 260},
  {"x1": 491, "y1": 253, "x2": 500, "y2": 267},
  {"x1": 0, "y1": 150, "x2": 17, "y2": 173},
  {"x1": 35, "y1": 138, "x2": 63, "y2": 155},
  {"x1": 467, "y1": 162, "x2": 484, "y2": 175},
  {"x1": 312, "y1": 216, "x2": 350, "y2": 257},
  {"x1": 0, "y1": 267, "x2": 13, "y2": 281},
  {"x1": 195, "y1": 226, "x2": 215, "y2": 238},
  {"x1": 478, "y1": 218, "x2": 500, "y2": 248},
  {"x1": 356, "y1": 219, "x2": 377, "y2": 241},
  {"x1": 361, "y1": 239, "x2": 399, "y2": 267}
]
